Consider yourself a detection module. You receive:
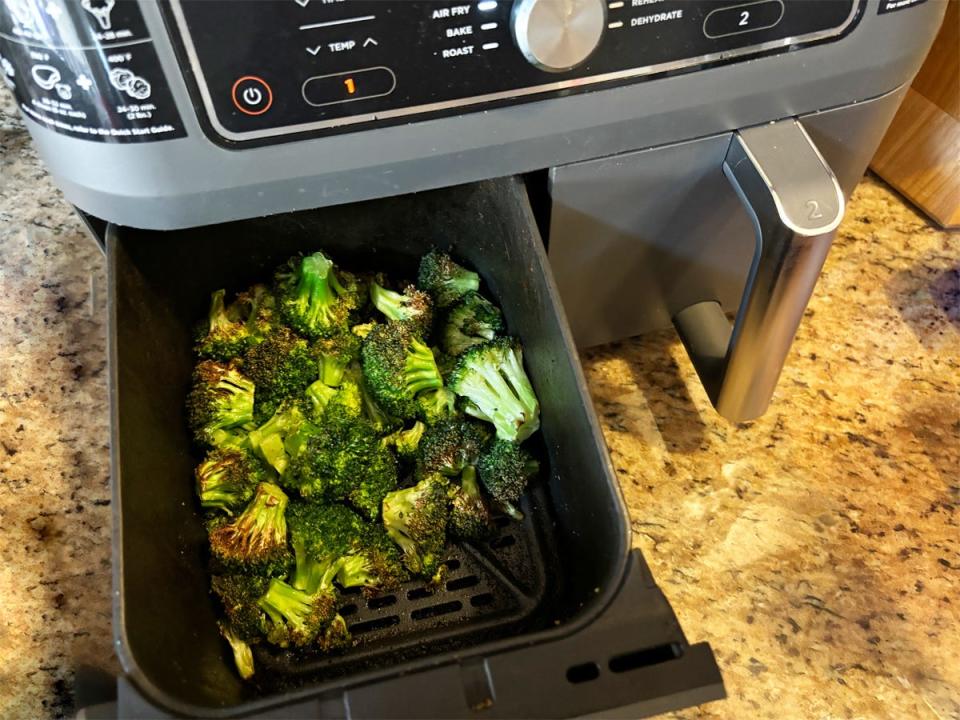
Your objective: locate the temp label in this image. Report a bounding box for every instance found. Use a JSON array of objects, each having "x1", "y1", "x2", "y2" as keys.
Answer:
[
  {"x1": 878, "y1": 0, "x2": 929, "y2": 13},
  {"x1": 0, "y1": 0, "x2": 185, "y2": 143}
]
